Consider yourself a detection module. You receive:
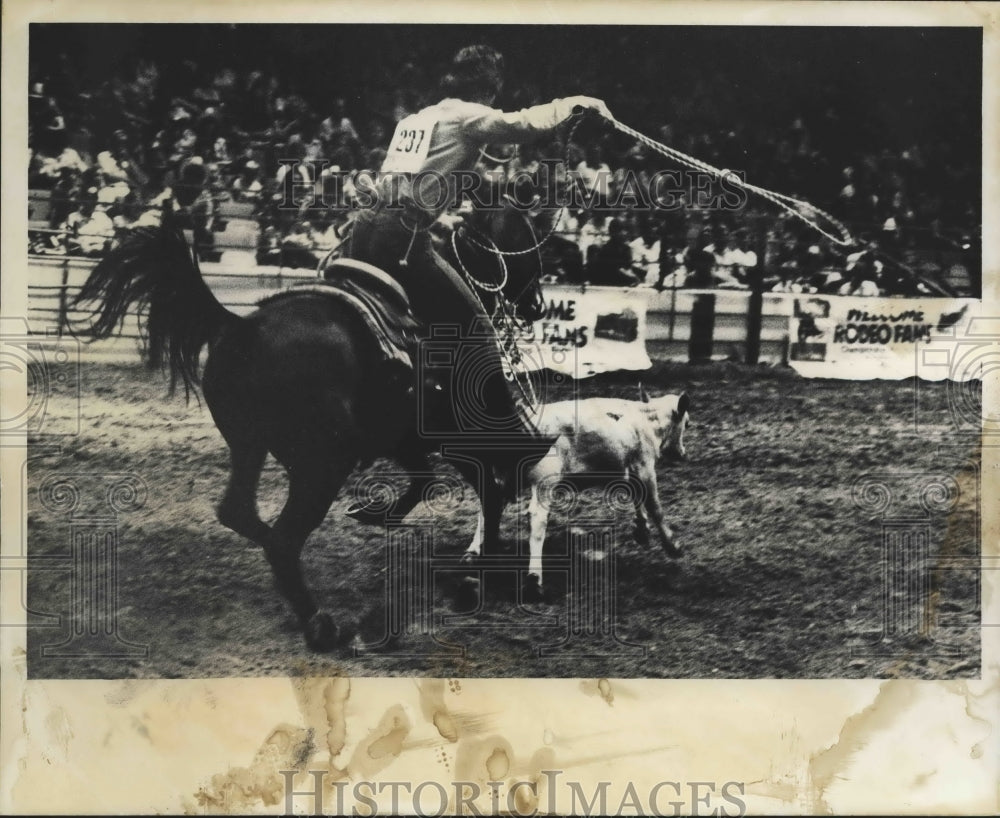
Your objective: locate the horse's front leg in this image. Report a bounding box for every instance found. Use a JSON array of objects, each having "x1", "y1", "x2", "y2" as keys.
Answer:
[
  {"x1": 461, "y1": 475, "x2": 504, "y2": 563},
  {"x1": 462, "y1": 507, "x2": 486, "y2": 563}
]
